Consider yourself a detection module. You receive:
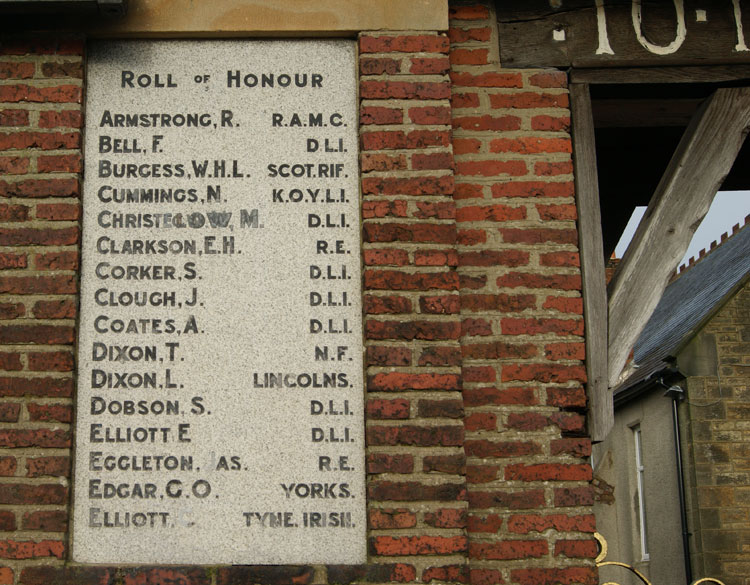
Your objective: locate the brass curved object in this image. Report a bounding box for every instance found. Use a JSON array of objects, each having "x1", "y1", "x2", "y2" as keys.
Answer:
[{"x1": 594, "y1": 532, "x2": 727, "y2": 585}]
